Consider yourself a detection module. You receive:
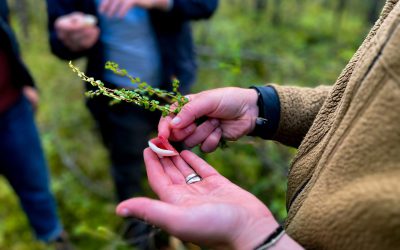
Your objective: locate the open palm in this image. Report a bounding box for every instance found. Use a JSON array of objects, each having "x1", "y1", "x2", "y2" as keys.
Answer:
[{"x1": 116, "y1": 149, "x2": 278, "y2": 249}]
